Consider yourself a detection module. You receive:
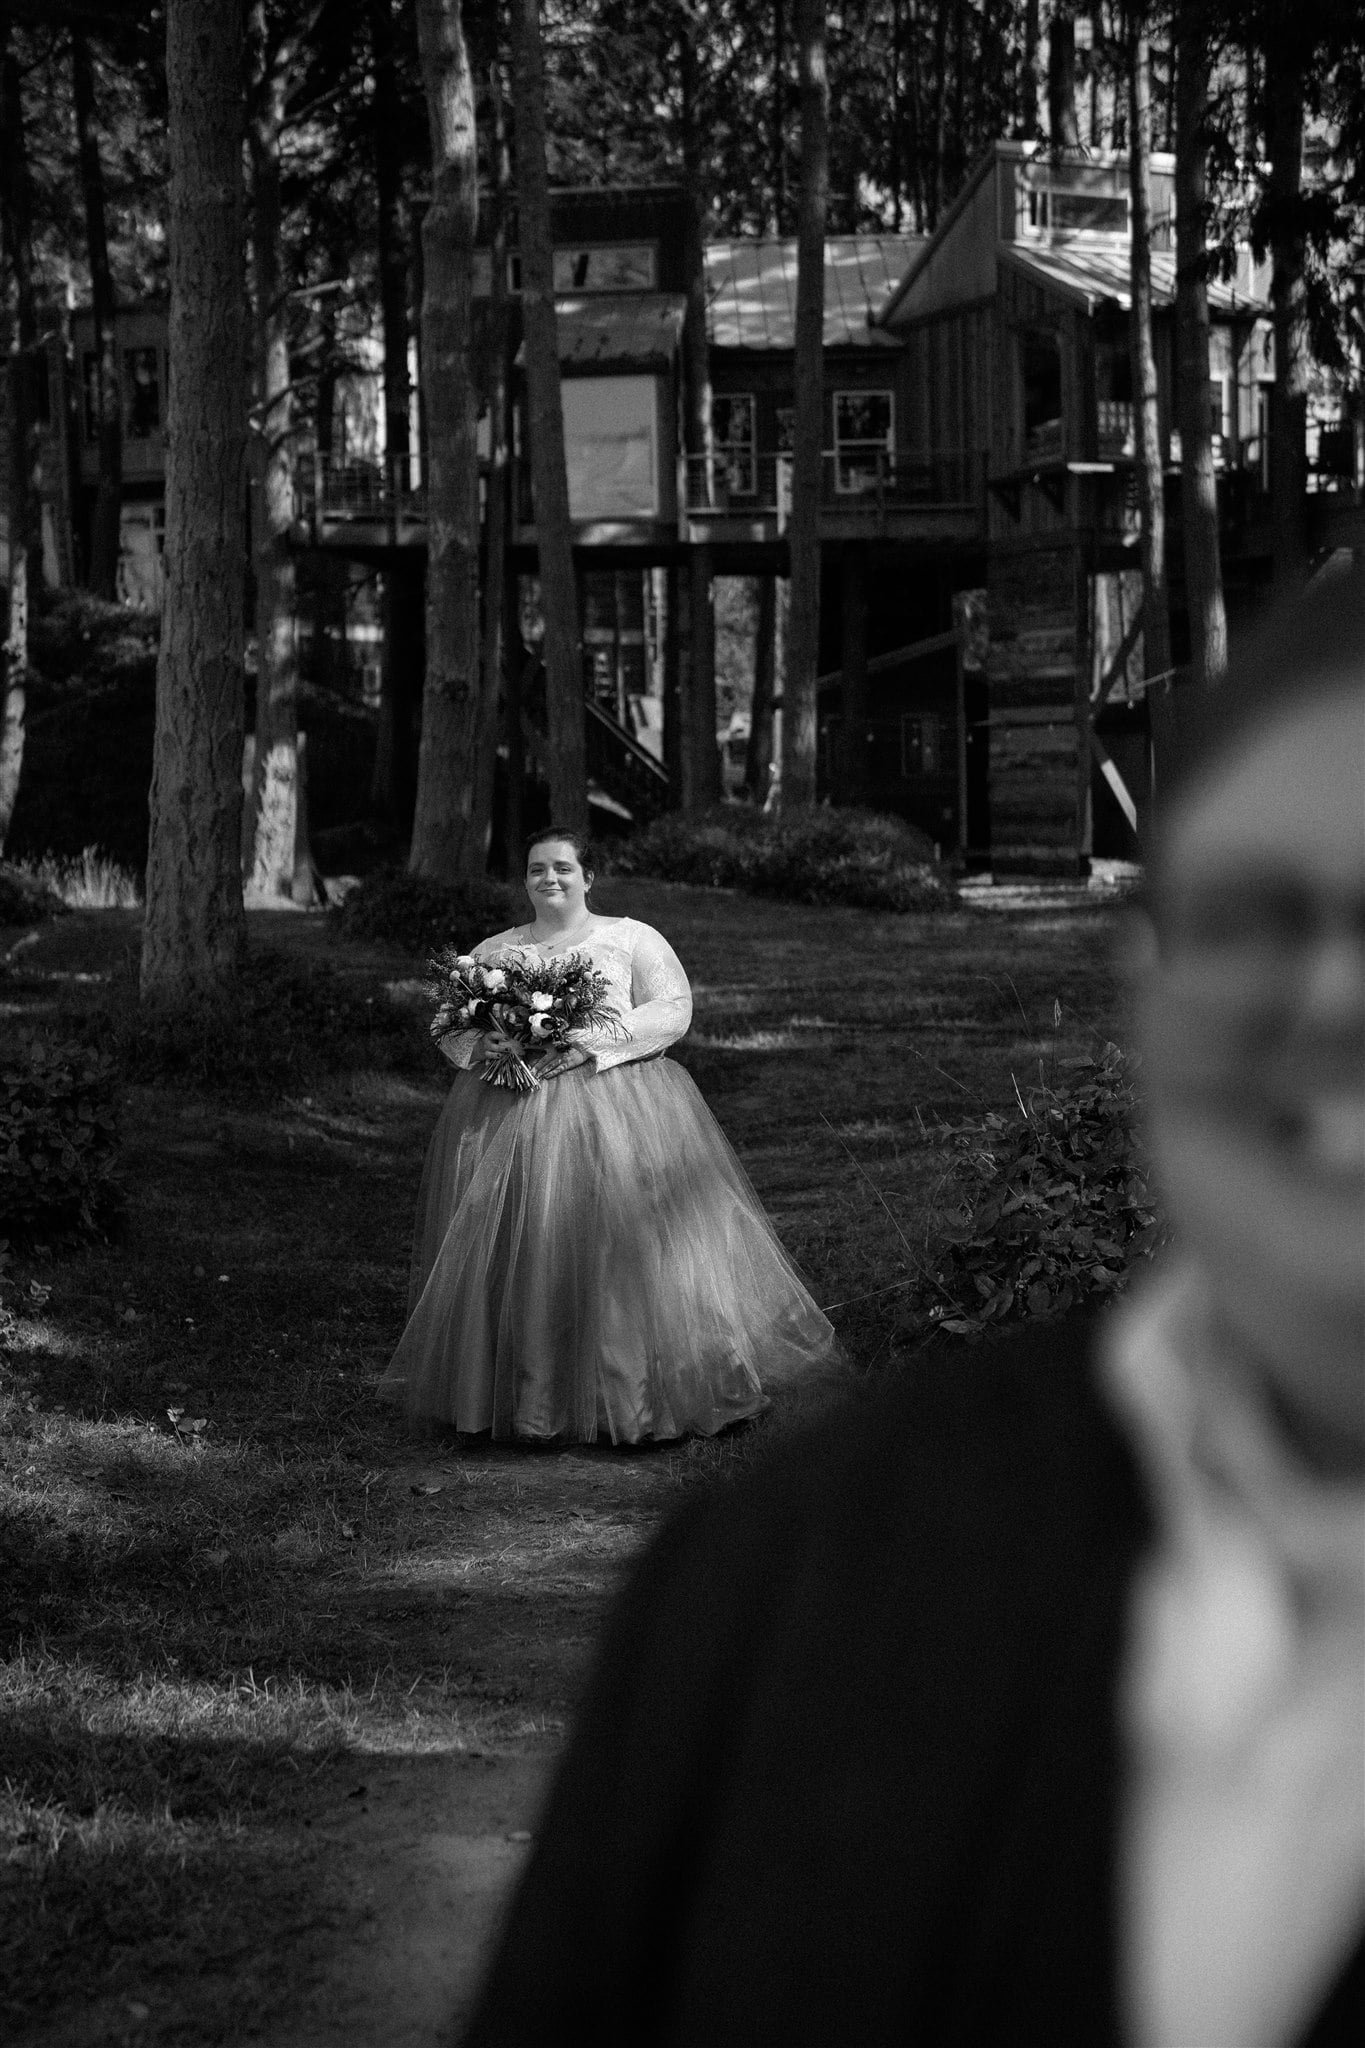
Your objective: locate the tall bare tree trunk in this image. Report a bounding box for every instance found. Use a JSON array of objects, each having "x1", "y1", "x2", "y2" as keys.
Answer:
[
  {"x1": 246, "y1": 9, "x2": 310, "y2": 902},
  {"x1": 1264, "y1": 41, "x2": 1308, "y2": 587},
  {"x1": 1175, "y1": 5, "x2": 1227, "y2": 687},
  {"x1": 1127, "y1": 15, "x2": 1171, "y2": 697},
  {"x1": 1019, "y1": 0, "x2": 1041, "y2": 137},
  {"x1": 367, "y1": 0, "x2": 413, "y2": 818},
  {"x1": 0, "y1": 9, "x2": 36, "y2": 850},
  {"x1": 929, "y1": 0, "x2": 948, "y2": 227},
  {"x1": 1047, "y1": 2, "x2": 1079, "y2": 148},
  {"x1": 473, "y1": 58, "x2": 512, "y2": 869},
  {"x1": 510, "y1": 0, "x2": 586, "y2": 831},
  {"x1": 772, "y1": 0, "x2": 787, "y2": 232},
  {"x1": 409, "y1": 0, "x2": 484, "y2": 879},
  {"x1": 782, "y1": 0, "x2": 828, "y2": 811},
  {"x1": 71, "y1": 31, "x2": 122, "y2": 600},
  {"x1": 679, "y1": 10, "x2": 719, "y2": 811},
  {"x1": 745, "y1": 573, "x2": 776, "y2": 800},
  {"x1": 141, "y1": 0, "x2": 248, "y2": 1004},
  {"x1": 906, "y1": 0, "x2": 925, "y2": 230}
]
